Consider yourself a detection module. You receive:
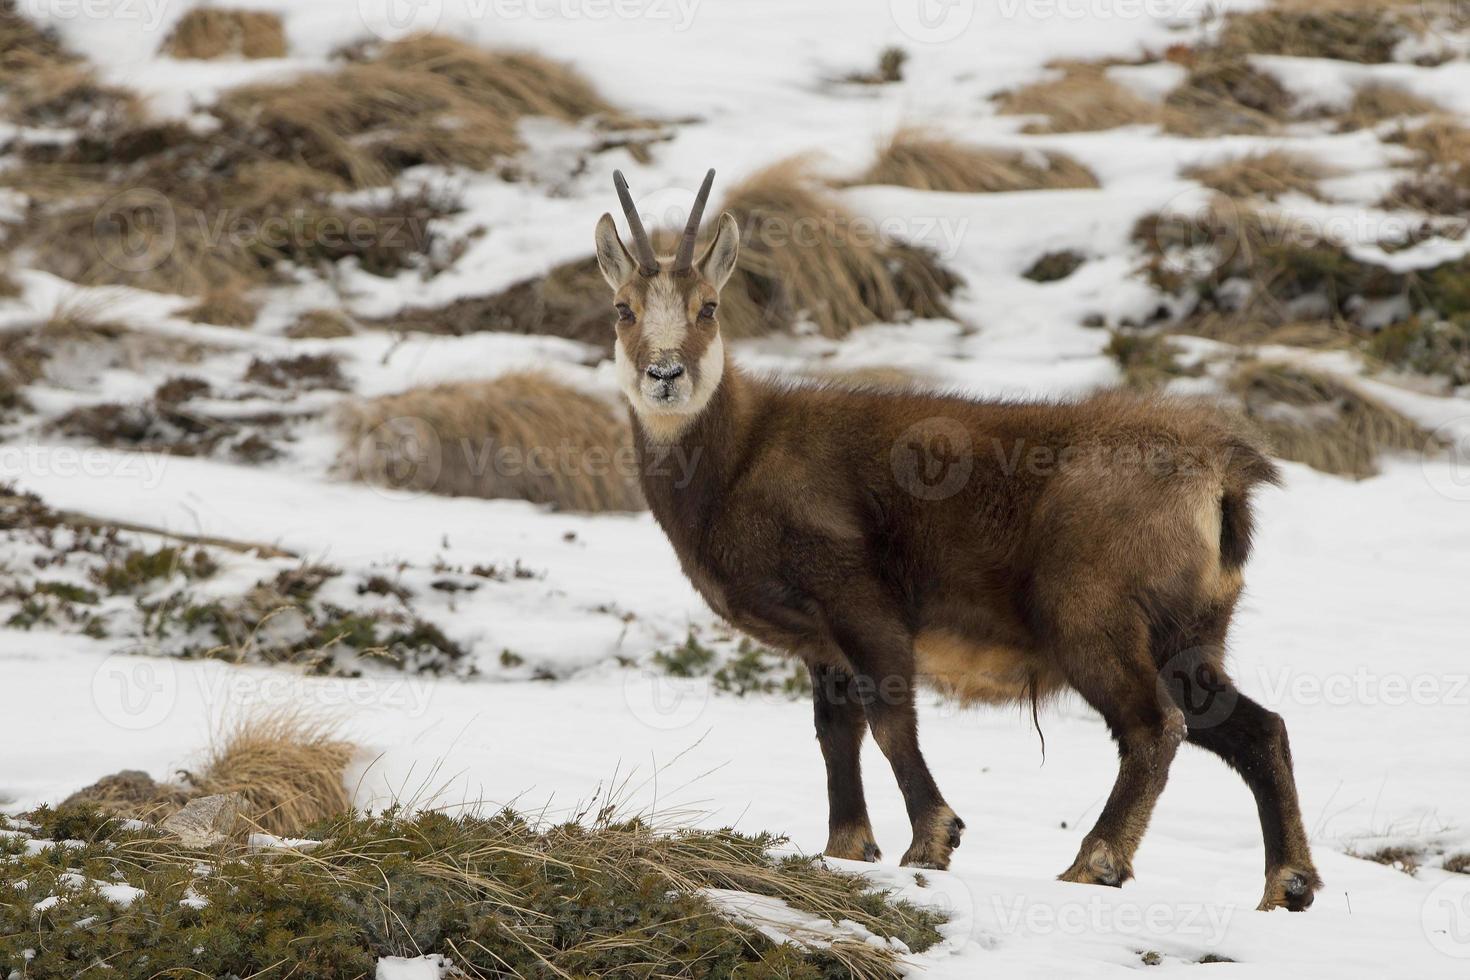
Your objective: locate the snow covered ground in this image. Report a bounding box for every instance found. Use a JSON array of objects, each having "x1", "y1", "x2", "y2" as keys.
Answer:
[{"x1": 4, "y1": 0, "x2": 1470, "y2": 976}]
